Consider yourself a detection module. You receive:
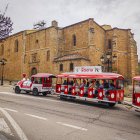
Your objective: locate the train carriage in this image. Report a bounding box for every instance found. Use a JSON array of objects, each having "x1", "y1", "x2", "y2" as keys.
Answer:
[
  {"x1": 132, "y1": 76, "x2": 140, "y2": 111},
  {"x1": 56, "y1": 72, "x2": 124, "y2": 107},
  {"x1": 14, "y1": 73, "x2": 56, "y2": 96}
]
